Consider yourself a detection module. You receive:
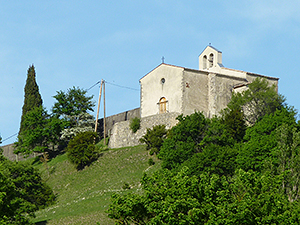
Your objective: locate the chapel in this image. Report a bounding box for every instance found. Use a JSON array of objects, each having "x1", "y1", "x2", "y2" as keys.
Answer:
[{"x1": 139, "y1": 45, "x2": 279, "y2": 118}]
